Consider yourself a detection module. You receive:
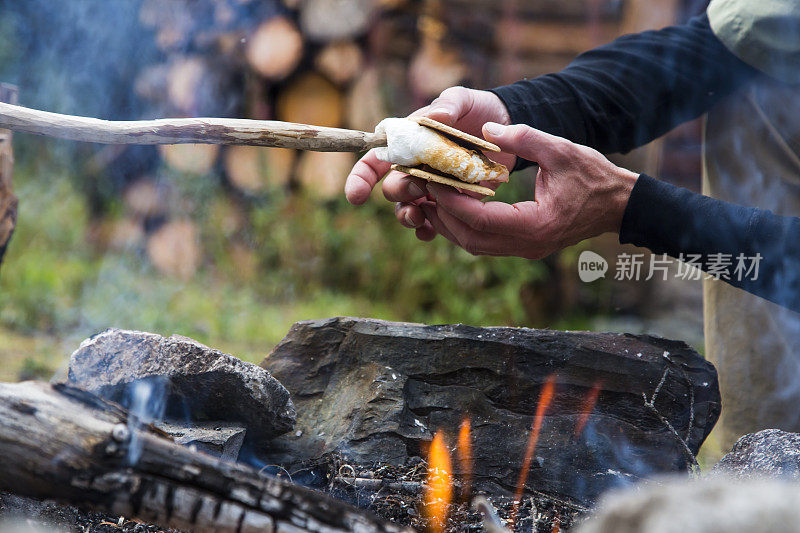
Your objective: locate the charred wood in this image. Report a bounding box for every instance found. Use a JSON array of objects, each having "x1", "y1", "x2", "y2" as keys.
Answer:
[{"x1": 0, "y1": 381, "x2": 410, "y2": 533}]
